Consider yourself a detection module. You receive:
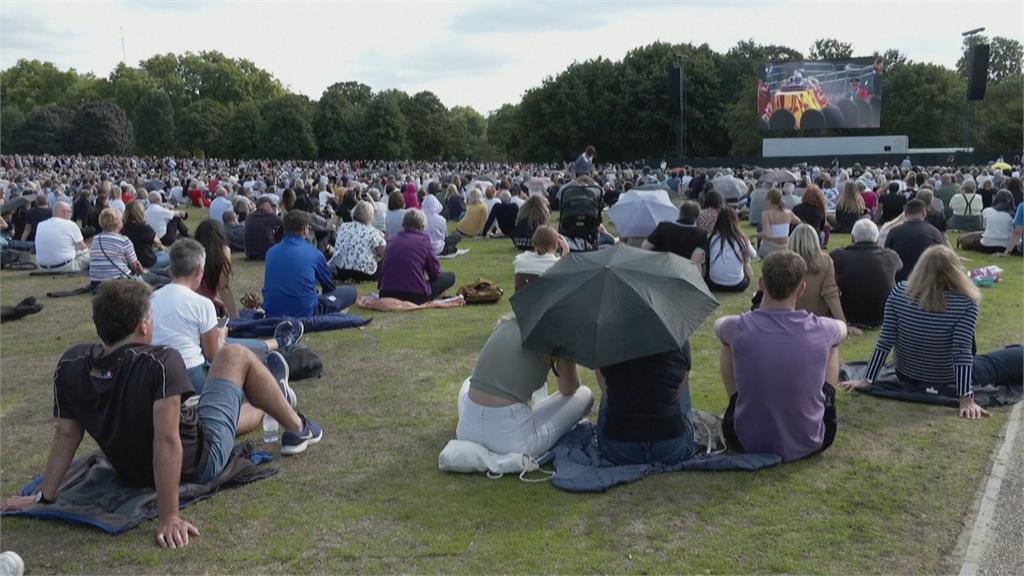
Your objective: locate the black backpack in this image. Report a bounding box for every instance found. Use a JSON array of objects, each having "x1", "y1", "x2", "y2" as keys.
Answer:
[{"x1": 558, "y1": 184, "x2": 602, "y2": 249}]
